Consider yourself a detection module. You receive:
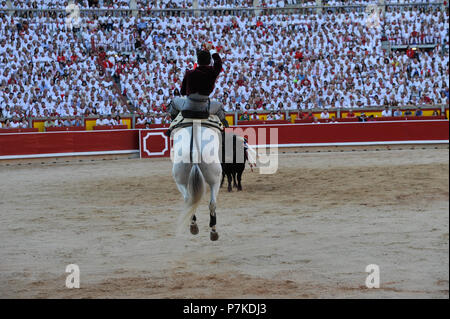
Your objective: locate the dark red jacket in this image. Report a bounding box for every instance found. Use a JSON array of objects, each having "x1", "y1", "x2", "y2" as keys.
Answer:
[{"x1": 180, "y1": 53, "x2": 222, "y2": 96}]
